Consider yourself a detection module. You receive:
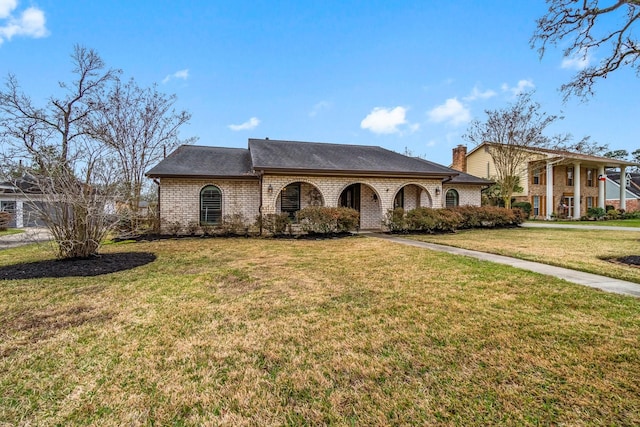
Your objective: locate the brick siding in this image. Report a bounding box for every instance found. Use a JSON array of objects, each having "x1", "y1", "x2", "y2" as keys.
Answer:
[{"x1": 160, "y1": 174, "x2": 483, "y2": 232}]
